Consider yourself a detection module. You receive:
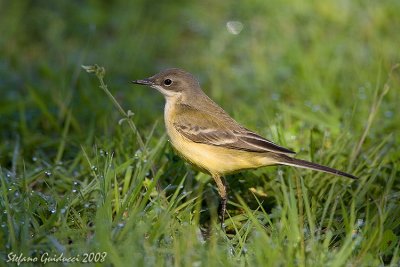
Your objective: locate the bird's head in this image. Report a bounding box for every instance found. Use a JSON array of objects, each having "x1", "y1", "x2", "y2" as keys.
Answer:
[{"x1": 132, "y1": 68, "x2": 201, "y2": 98}]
